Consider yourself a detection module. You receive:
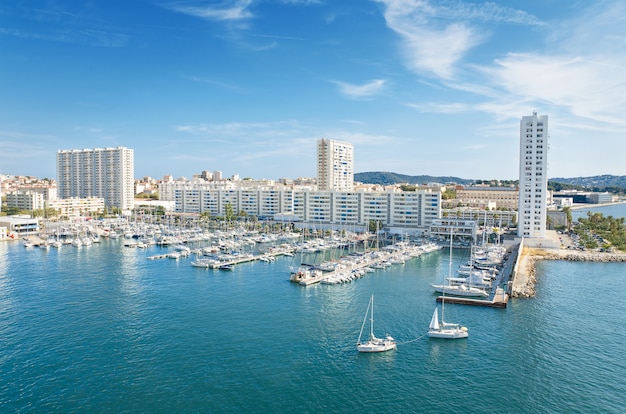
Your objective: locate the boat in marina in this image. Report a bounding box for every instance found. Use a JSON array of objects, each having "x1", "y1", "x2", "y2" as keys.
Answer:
[
  {"x1": 431, "y1": 280, "x2": 490, "y2": 297},
  {"x1": 428, "y1": 232, "x2": 469, "y2": 339},
  {"x1": 356, "y1": 295, "x2": 396, "y2": 353},
  {"x1": 431, "y1": 236, "x2": 490, "y2": 298}
]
